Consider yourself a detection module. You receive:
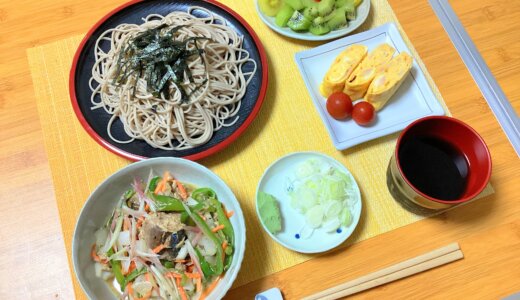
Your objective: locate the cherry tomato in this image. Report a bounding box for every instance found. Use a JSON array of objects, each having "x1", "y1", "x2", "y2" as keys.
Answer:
[
  {"x1": 326, "y1": 92, "x2": 353, "y2": 120},
  {"x1": 352, "y1": 101, "x2": 376, "y2": 126}
]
